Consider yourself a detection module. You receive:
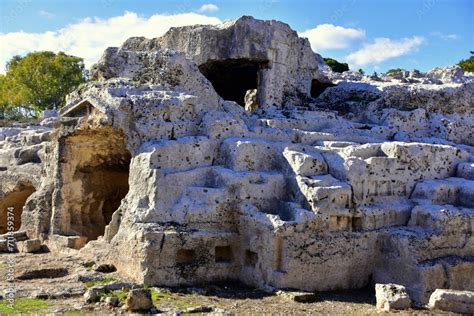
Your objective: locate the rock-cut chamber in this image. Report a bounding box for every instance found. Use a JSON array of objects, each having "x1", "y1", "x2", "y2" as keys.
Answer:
[
  {"x1": 0, "y1": 183, "x2": 36, "y2": 234},
  {"x1": 59, "y1": 128, "x2": 131, "y2": 242},
  {"x1": 310, "y1": 79, "x2": 336, "y2": 98},
  {"x1": 198, "y1": 58, "x2": 269, "y2": 106}
]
